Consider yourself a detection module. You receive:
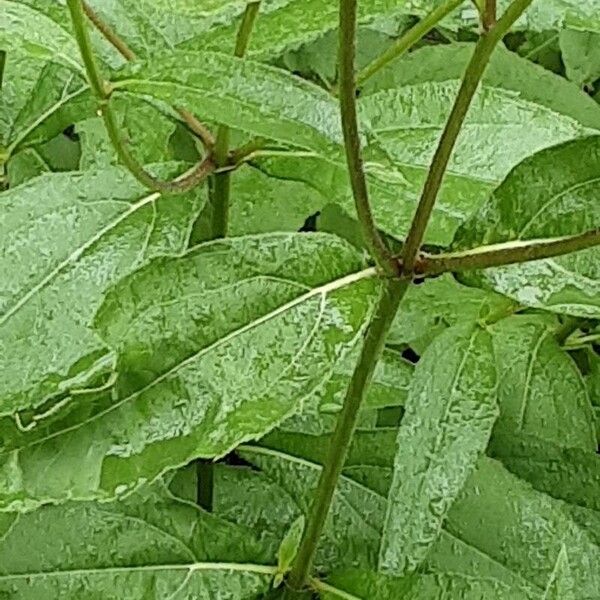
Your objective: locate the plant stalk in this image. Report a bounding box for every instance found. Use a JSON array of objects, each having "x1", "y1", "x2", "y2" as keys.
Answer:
[
  {"x1": 400, "y1": 0, "x2": 534, "y2": 274},
  {"x1": 356, "y1": 0, "x2": 464, "y2": 87},
  {"x1": 483, "y1": 0, "x2": 497, "y2": 31},
  {"x1": 415, "y1": 228, "x2": 600, "y2": 276},
  {"x1": 338, "y1": 0, "x2": 398, "y2": 275},
  {"x1": 209, "y1": 1, "x2": 261, "y2": 239},
  {"x1": 286, "y1": 277, "x2": 409, "y2": 591}
]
